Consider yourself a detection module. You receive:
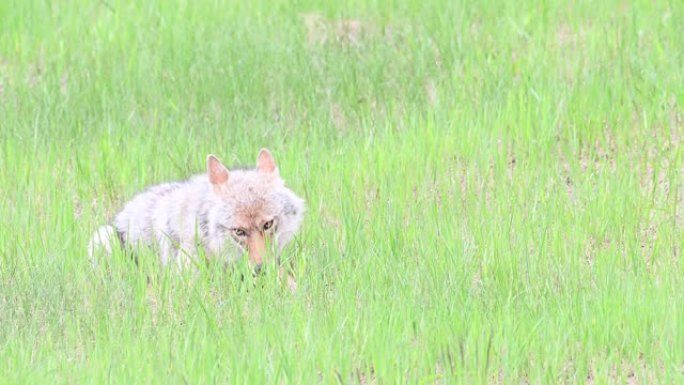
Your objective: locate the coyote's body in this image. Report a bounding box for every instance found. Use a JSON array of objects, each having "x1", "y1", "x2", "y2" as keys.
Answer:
[{"x1": 88, "y1": 149, "x2": 305, "y2": 269}]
